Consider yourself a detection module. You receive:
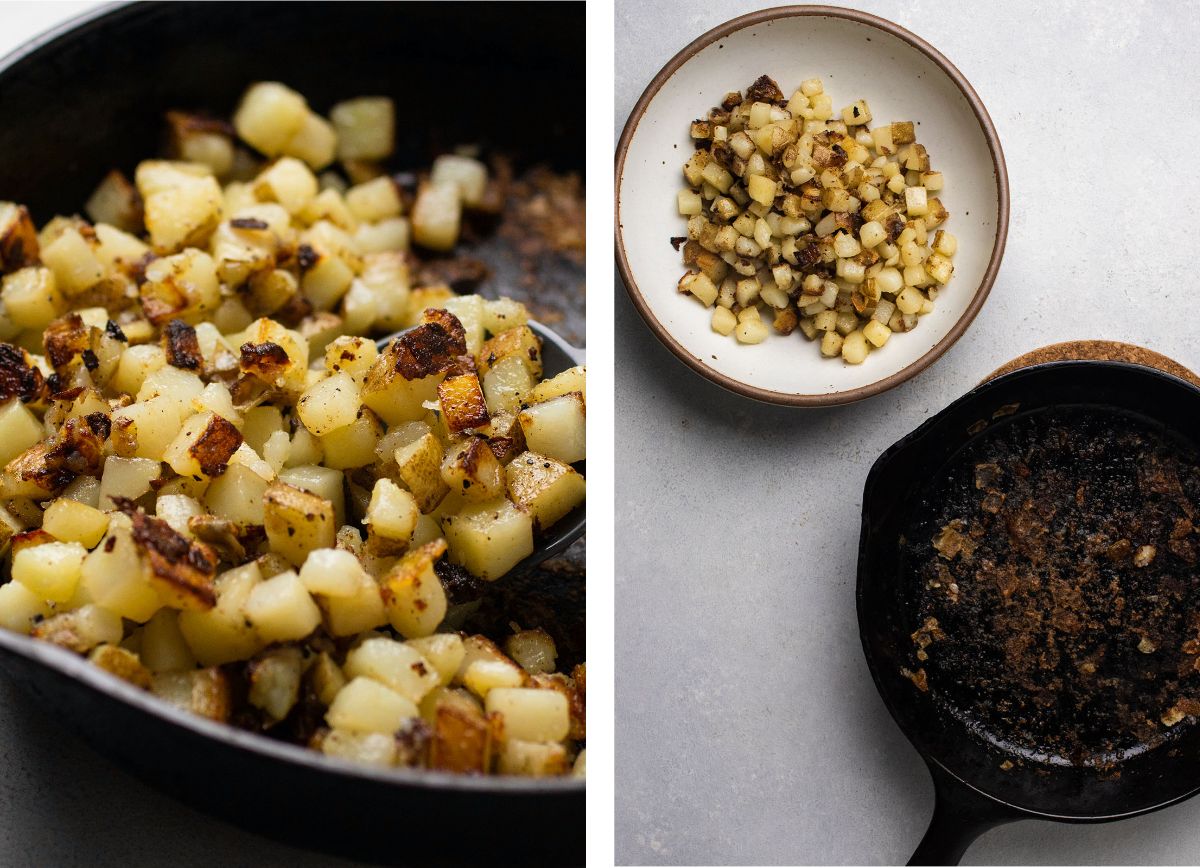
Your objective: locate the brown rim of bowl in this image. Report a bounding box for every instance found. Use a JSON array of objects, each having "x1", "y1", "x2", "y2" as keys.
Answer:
[{"x1": 614, "y1": 4, "x2": 1011, "y2": 407}]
